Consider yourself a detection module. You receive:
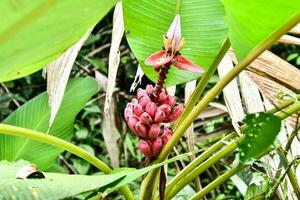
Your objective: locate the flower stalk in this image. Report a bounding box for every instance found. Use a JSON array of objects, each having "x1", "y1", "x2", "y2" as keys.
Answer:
[{"x1": 153, "y1": 63, "x2": 171, "y2": 97}]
